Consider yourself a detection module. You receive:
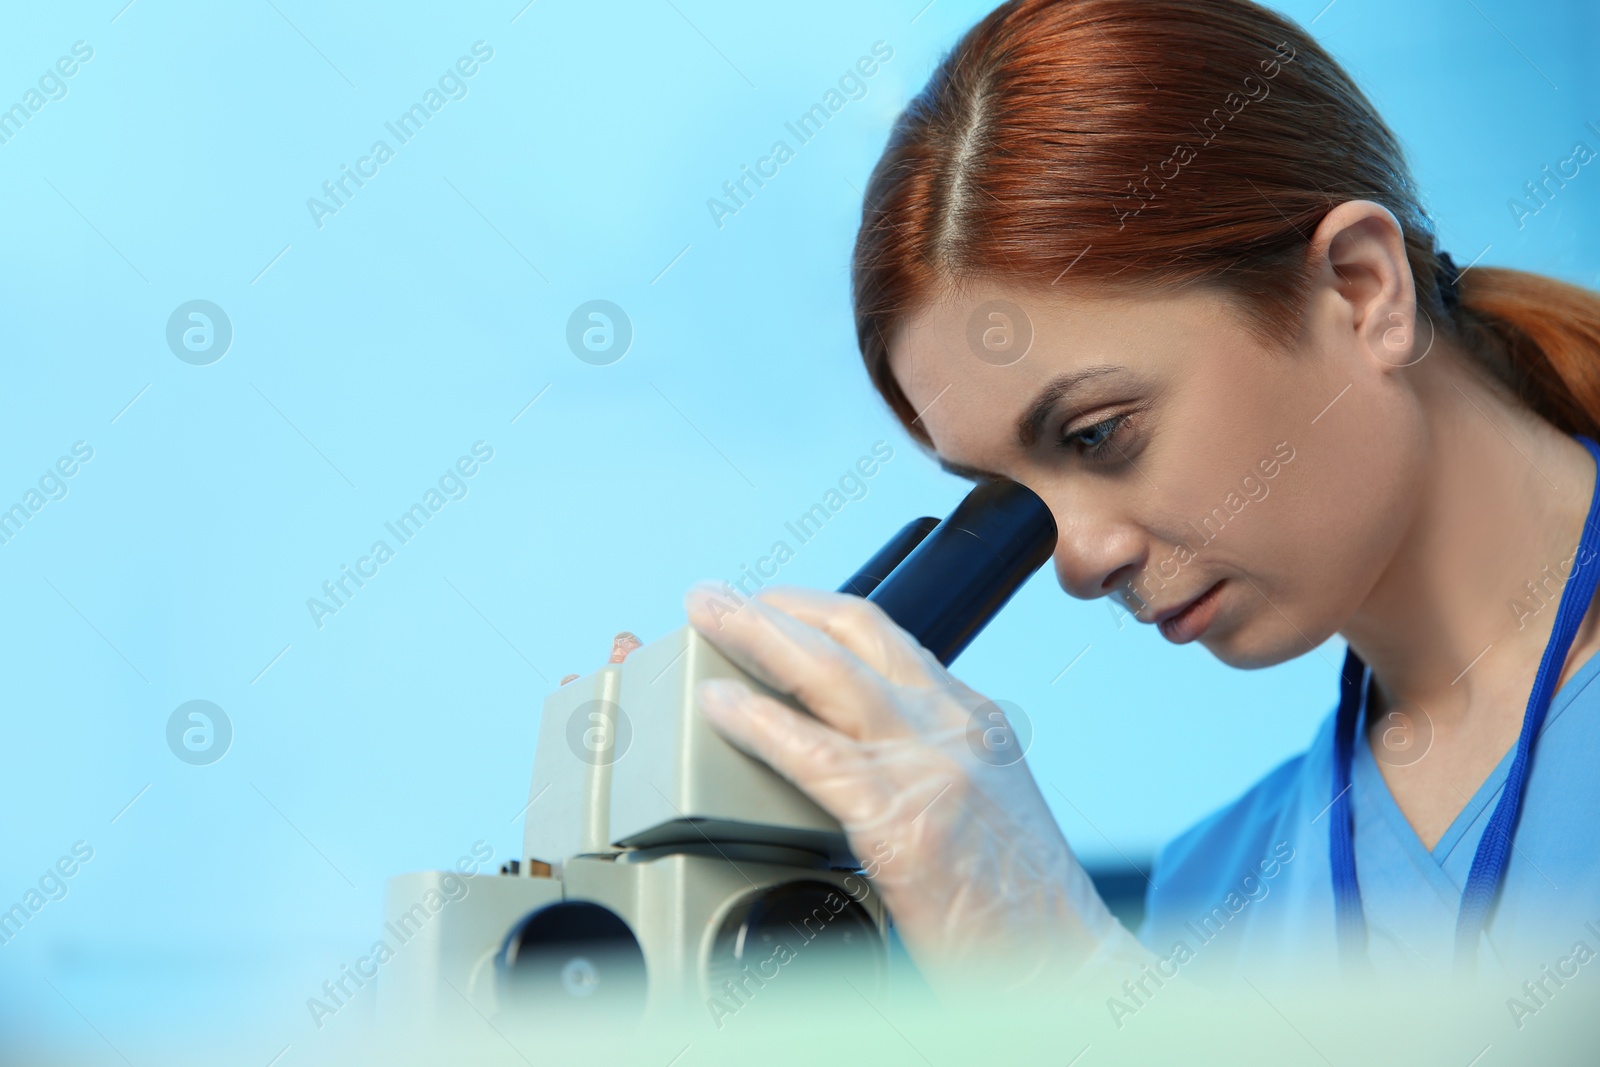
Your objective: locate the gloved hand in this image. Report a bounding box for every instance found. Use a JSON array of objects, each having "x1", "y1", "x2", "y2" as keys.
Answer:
[{"x1": 680, "y1": 580, "x2": 1152, "y2": 1000}]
